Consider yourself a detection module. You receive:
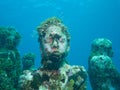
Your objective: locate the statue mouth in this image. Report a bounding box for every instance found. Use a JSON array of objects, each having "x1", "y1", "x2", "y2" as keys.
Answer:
[
  {"x1": 48, "y1": 52, "x2": 61, "y2": 61},
  {"x1": 52, "y1": 51, "x2": 61, "y2": 56},
  {"x1": 52, "y1": 48, "x2": 58, "y2": 52}
]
